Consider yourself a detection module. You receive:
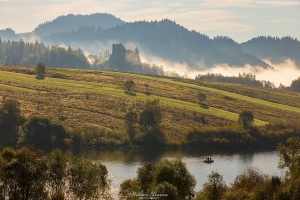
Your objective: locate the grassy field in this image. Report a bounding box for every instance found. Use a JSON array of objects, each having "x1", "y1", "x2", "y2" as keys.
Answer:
[
  {"x1": 0, "y1": 70, "x2": 266, "y2": 124},
  {"x1": 110, "y1": 71, "x2": 300, "y2": 113},
  {"x1": 1, "y1": 65, "x2": 300, "y2": 145}
]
